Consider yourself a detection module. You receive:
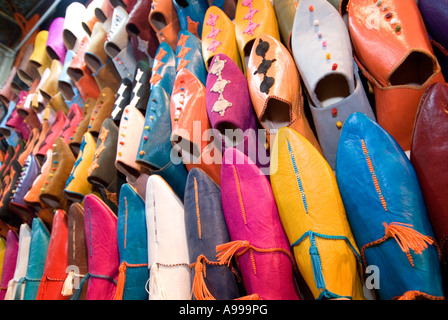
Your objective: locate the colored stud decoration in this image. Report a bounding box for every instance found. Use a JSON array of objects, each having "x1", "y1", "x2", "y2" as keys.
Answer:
[
  {"x1": 385, "y1": 12, "x2": 392, "y2": 19},
  {"x1": 139, "y1": 151, "x2": 145, "y2": 156},
  {"x1": 376, "y1": 0, "x2": 382, "y2": 6},
  {"x1": 332, "y1": 63, "x2": 338, "y2": 71},
  {"x1": 309, "y1": 5, "x2": 314, "y2": 12},
  {"x1": 314, "y1": 19, "x2": 319, "y2": 26},
  {"x1": 336, "y1": 121, "x2": 343, "y2": 129},
  {"x1": 326, "y1": 53, "x2": 331, "y2": 60},
  {"x1": 332, "y1": 108, "x2": 338, "y2": 117},
  {"x1": 382, "y1": 5, "x2": 388, "y2": 11},
  {"x1": 395, "y1": 24, "x2": 401, "y2": 32},
  {"x1": 390, "y1": 18, "x2": 397, "y2": 25},
  {"x1": 322, "y1": 40, "x2": 327, "y2": 48},
  {"x1": 318, "y1": 32, "x2": 322, "y2": 39}
]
